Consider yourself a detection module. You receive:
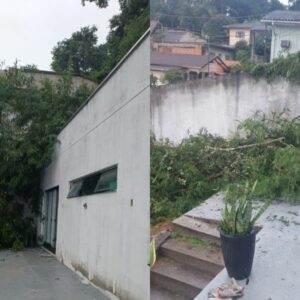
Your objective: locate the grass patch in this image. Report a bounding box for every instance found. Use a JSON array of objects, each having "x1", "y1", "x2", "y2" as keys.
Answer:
[{"x1": 171, "y1": 232, "x2": 209, "y2": 247}]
